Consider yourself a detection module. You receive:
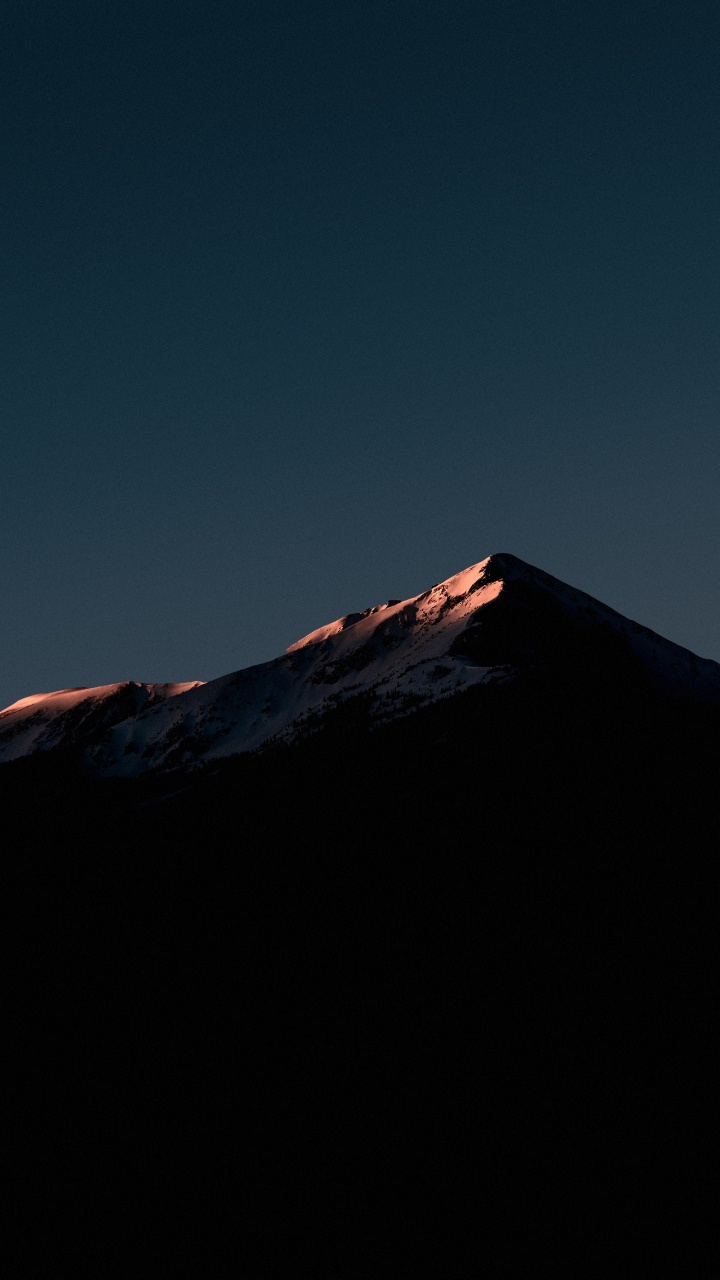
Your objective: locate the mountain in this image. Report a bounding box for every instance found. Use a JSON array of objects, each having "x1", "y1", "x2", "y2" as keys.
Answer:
[
  {"x1": 4, "y1": 552, "x2": 717, "y2": 1274},
  {"x1": 0, "y1": 680, "x2": 203, "y2": 764},
  {"x1": 2, "y1": 551, "x2": 719, "y2": 772}
]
